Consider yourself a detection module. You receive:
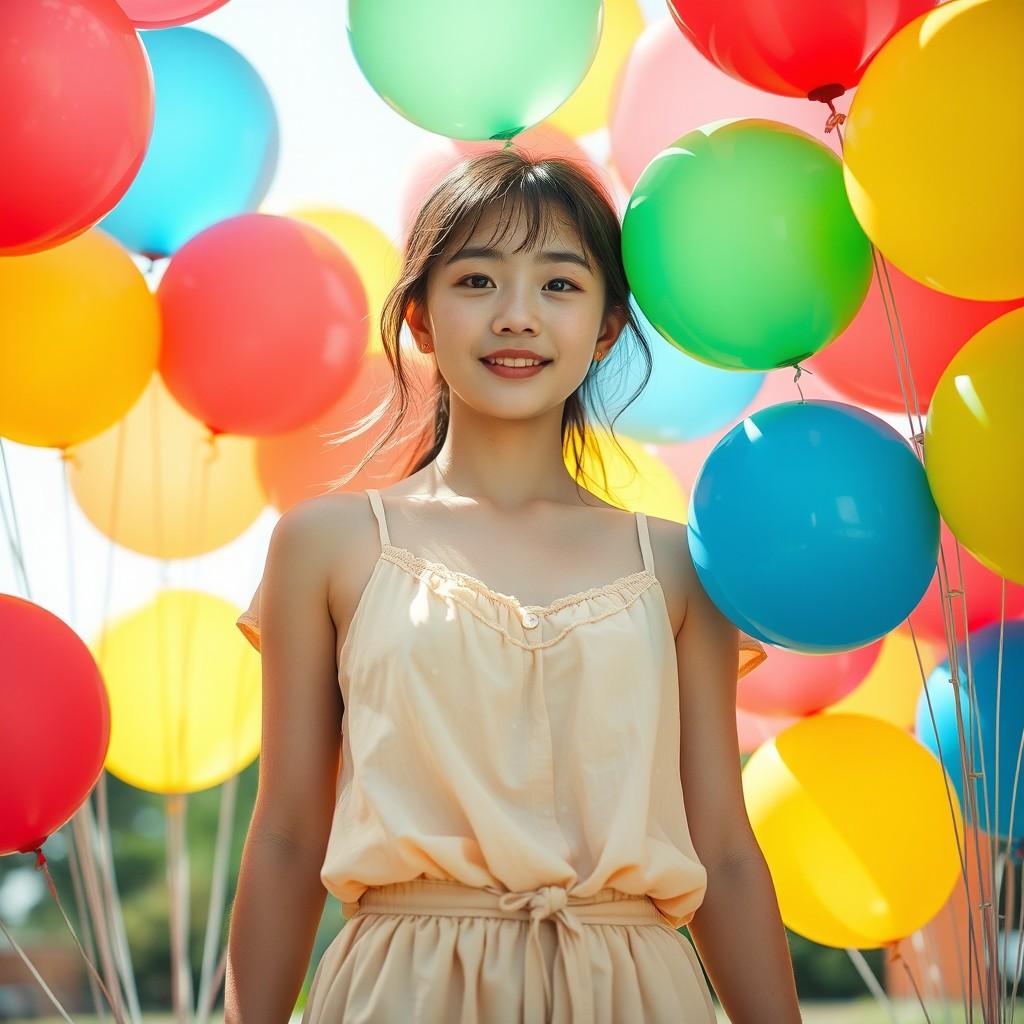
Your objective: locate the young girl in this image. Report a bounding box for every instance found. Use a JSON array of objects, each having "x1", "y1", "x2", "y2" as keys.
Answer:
[{"x1": 224, "y1": 150, "x2": 801, "y2": 1023}]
